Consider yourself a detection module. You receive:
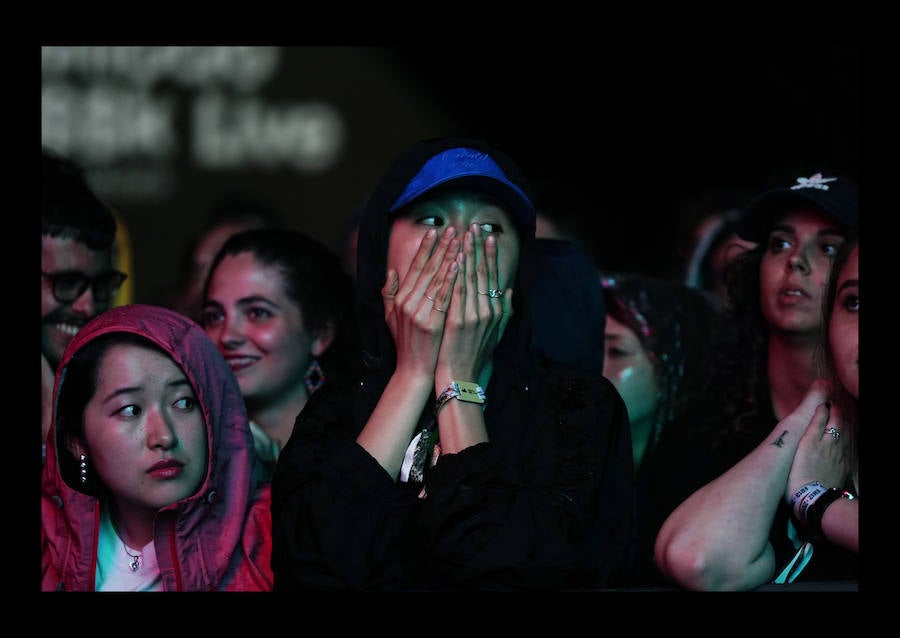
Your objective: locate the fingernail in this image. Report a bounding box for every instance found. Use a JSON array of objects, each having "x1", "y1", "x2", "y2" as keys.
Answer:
[{"x1": 426, "y1": 229, "x2": 436, "y2": 238}]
